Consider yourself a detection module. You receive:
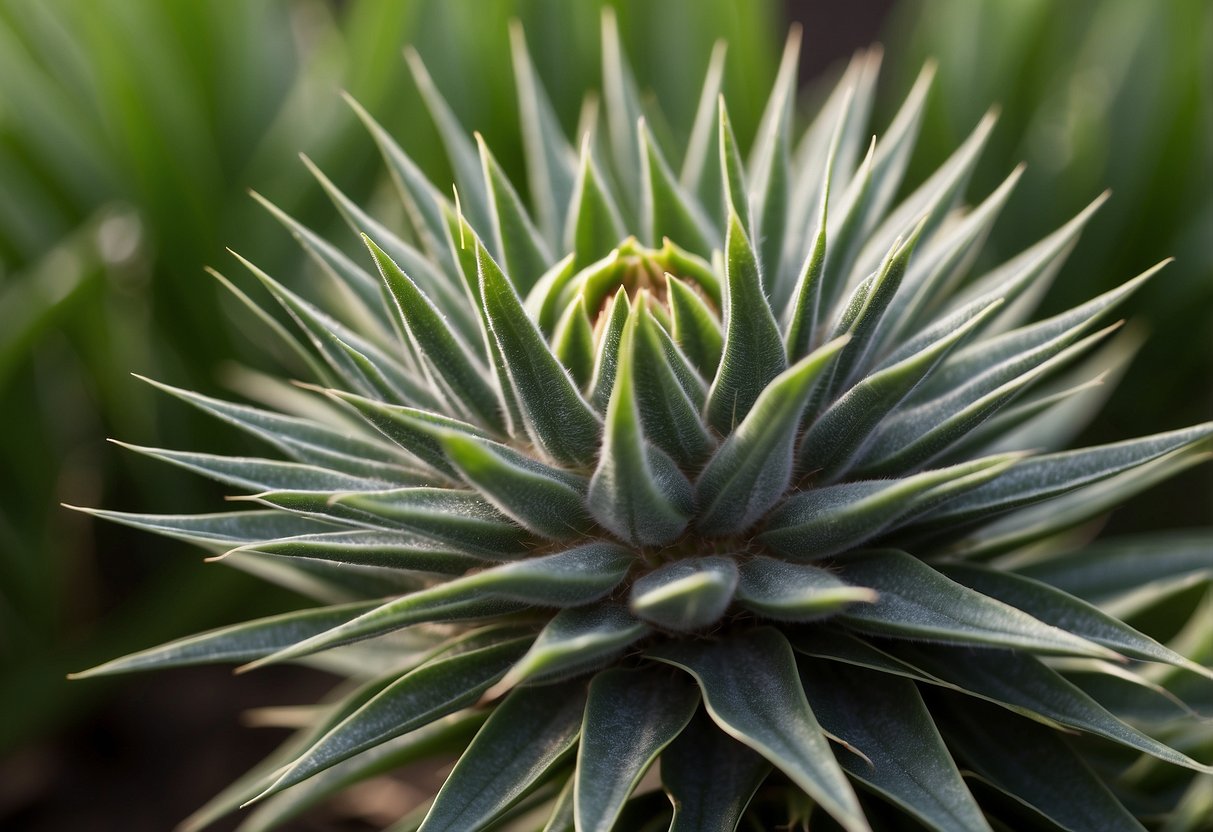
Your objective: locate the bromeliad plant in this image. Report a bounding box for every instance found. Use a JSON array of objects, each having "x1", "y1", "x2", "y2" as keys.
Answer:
[{"x1": 72, "y1": 13, "x2": 1213, "y2": 832}]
